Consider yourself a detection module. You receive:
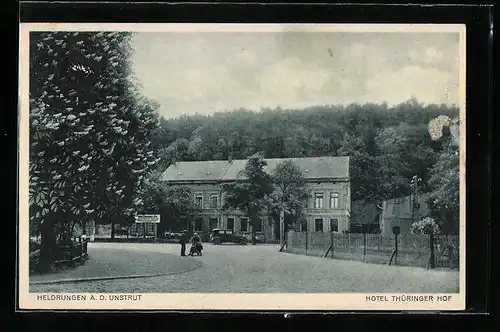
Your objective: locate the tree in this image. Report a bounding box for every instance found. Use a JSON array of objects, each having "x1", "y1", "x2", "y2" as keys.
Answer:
[
  {"x1": 139, "y1": 171, "x2": 200, "y2": 236},
  {"x1": 270, "y1": 160, "x2": 310, "y2": 237},
  {"x1": 168, "y1": 138, "x2": 190, "y2": 162},
  {"x1": 337, "y1": 133, "x2": 376, "y2": 202},
  {"x1": 187, "y1": 135, "x2": 208, "y2": 160},
  {"x1": 426, "y1": 138, "x2": 459, "y2": 233},
  {"x1": 374, "y1": 126, "x2": 413, "y2": 199},
  {"x1": 29, "y1": 31, "x2": 159, "y2": 270},
  {"x1": 410, "y1": 217, "x2": 441, "y2": 235},
  {"x1": 222, "y1": 153, "x2": 274, "y2": 244},
  {"x1": 148, "y1": 100, "x2": 459, "y2": 225}
]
